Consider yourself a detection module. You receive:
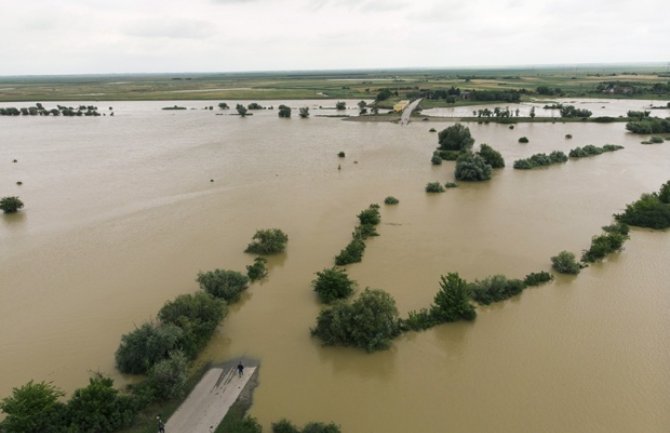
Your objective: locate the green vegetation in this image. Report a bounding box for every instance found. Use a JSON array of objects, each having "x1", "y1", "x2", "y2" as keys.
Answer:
[
  {"x1": 477, "y1": 144, "x2": 505, "y2": 168},
  {"x1": 468, "y1": 275, "x2": 525, "y2": 305},
  {"x1": 299, "y1": 107, "x2": 310, "y2": 118},
  {"x1": 438, "y1": 124, "x2": 474, "y2": 152},
  {"x1": 246, "y1": 257, "x2": 268, "y2": 282},
  {"x1": 425, "y1": 182, "x2": 445, "y2": 193},
  {"x1": 357, "y1": 206, "x2": 381, "y2": 226},
  {"x1": 144, "y1": 351, "x2": 189, "y2": 401},
  {"x1": 523, "y1": 271, "x2": 554, "y2": 286},
  {"x1": 272, "y1": 419, "x2": 341, "y2": 433},
  {"x1": 278, "y1": 105, "x2": 291, "y2": 118},
  {"x1": 162, "y1": 105, "x2": 186, "y2": 110},
  {"x1": 335, "y1": 239, "x2": 366, "y2": 265},
  {"x1": 247, "y1": 102, "x2": 263, "y2": 110},
  {"x1": 551, "y1": 251, "x2": 581, "y2": 274},
  {"x1": 245, "y1": 228, "x2": 289, "y2": 254},
  {"x1": 236, "y1": 104, "x2": 248, "y2": 117},
  {"x1": 115, "y1": 322, "x2": 183, "y2": 375},
  {"x1": 384, "y1": 196, "x2": 399, "y2": 205},
  {"x1": 0, "y1": 103, "x2": 101, "y2": 116},
  {"x1": 569, "y1": 144, "x2": 624, "y2": 158},
  {"x1": 560, "y1": 105, "x2": 592, "y2": 118},
  {"x1": 518, "y1": 136, "x2": 529, "y2": 143},
  {"x1": 0, "y1": 196, "x2": 24, "y2": 213},
  {"x1": 615, "y1": 180, "x2": 670, "y2": 229},
  {"x1": 218, "y1": 102, "x2": 229, "y2": 109},
  {"x1": 513, "y1": 151, "x2": 568, "y2": 169},
  {"x1": 337, "y1": 151, "x2": 345, "y2": 157},
  {"x1": 334, "y1": 204, "x2": 381, "y2": 265},
  {"x1": 625, "y1": 117, "x2": 670, "y2": 134},
  {"x1": 445, "y1": 182, "x2": 458, "y2": 188},
  {"x1": 197, "y1": 269, "x2": 250, "y2": 302},
  {"x1": 431, "y1": 153, "x2": 442, "y2": 165},
  {"x1": 312, "y1": 267, "x2": 356, "y2": 304},
  {"x1": 455, "y1": 152, "x2": 492, "y2": 181},
  {"x1": 311, "y1": 288, "x2": 401, "y2": 352},
  {"x1": 430, "y1": 273, "x2": 477, "y2": 322},
  {"x1": 335, "y1": 101, "x2": 346, "y2": 110},
  {"x1": 581, "y1": 229, "x2": 629, "y2": 263},
  {"x1": 649, "y1": 136, "x2": 665, "y2": 143}
]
